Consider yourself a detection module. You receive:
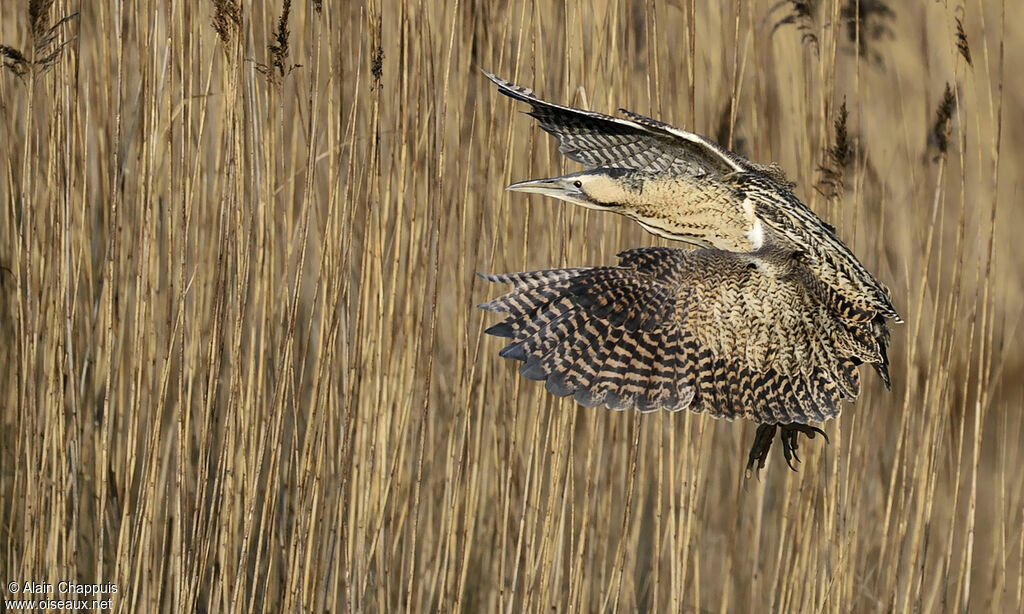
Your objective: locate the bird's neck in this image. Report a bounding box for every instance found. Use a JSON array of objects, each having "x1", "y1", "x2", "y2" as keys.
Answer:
[{"x1": 598, "y1": 172, "x2": 764, "y2": 252}]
